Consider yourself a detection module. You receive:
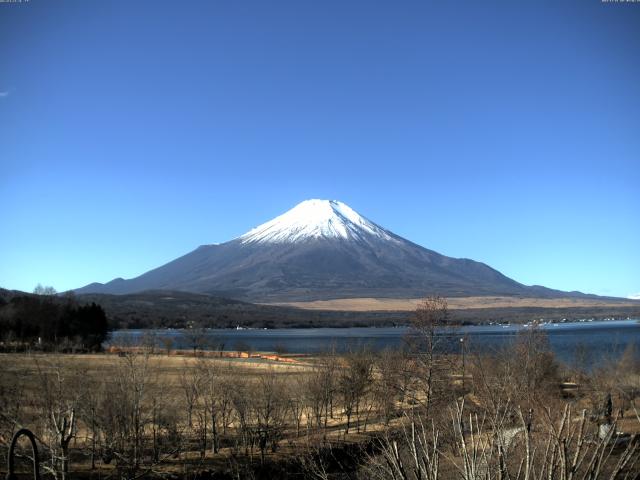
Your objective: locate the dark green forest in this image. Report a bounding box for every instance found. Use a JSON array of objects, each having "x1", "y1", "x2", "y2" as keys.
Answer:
[{"x1": 0, "y1": 291, "x2": 108, "y2": 351}]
